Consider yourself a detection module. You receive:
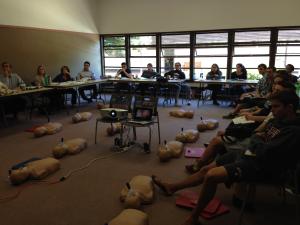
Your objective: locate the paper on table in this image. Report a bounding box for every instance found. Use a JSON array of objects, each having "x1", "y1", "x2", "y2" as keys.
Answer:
[{"x1": 232, "y1": 116, "x2": 255, "y2": 124}]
